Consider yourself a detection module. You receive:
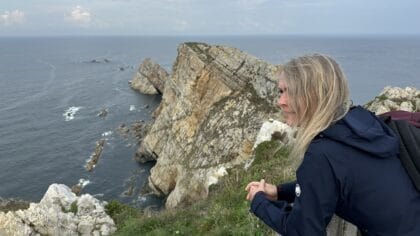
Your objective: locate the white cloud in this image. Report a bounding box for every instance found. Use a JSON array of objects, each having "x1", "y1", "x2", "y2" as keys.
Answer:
[
  {"x1": 69, "y1": 5, "x2": 91, "y2": 24},
  {"x1": 1, "y1": 10, "x2": 25, "y2": 26}
]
